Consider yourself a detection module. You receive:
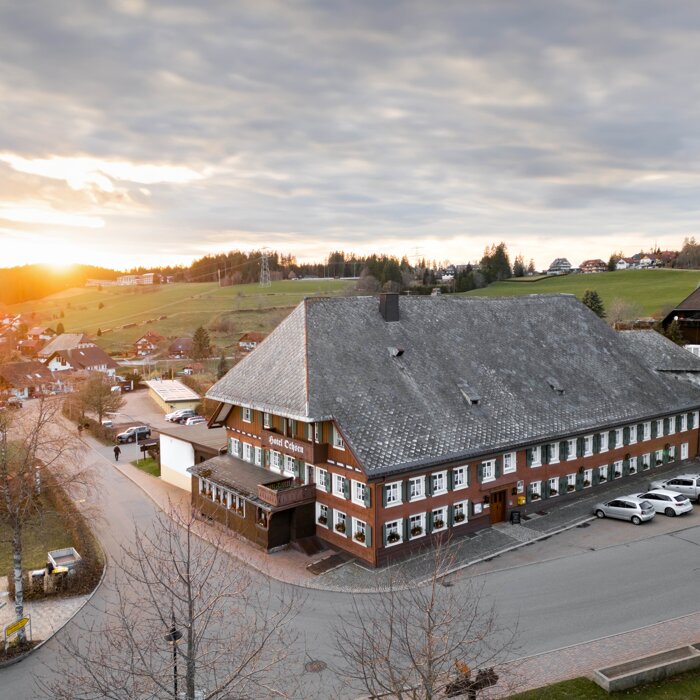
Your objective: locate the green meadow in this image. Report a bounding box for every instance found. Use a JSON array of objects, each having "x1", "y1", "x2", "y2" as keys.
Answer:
[{"x1": 464, "y1": 269, "x2": 700, "y2": 317}]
